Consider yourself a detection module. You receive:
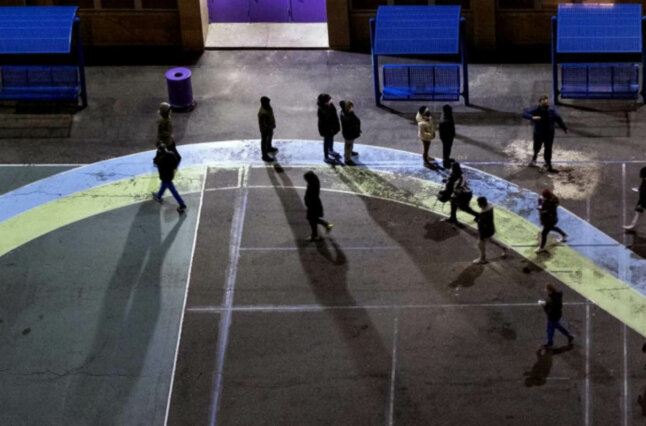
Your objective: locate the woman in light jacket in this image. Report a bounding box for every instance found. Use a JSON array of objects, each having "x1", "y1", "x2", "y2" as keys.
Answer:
[{"x1": 416, "y1": 106, "x2": 435, "y2": 167}]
